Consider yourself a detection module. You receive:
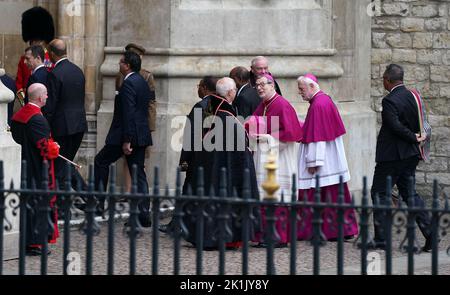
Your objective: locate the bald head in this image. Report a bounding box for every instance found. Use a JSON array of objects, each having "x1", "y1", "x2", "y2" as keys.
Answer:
[
  {"x1": 48, "y1": 39, "x2": 67, "y2": 62},
  {"x1": 28, "y1": 83, "x2": 48, "y2": 107},
  {"x1": 229, "y1": 66, "x2": 250, "y2": 89}
]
